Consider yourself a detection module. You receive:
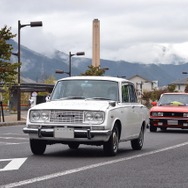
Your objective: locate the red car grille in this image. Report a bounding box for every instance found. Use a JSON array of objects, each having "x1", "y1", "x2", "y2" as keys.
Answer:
[{"x1": 163, "y1": 112, "x2": 183, "y2": 117}]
